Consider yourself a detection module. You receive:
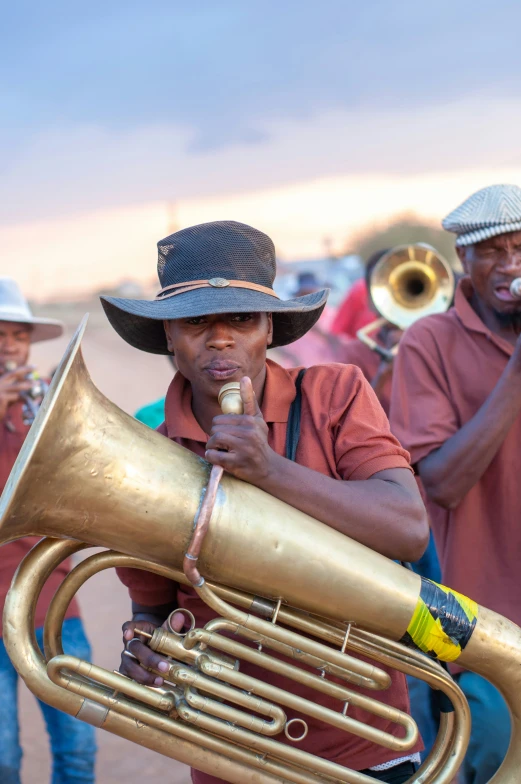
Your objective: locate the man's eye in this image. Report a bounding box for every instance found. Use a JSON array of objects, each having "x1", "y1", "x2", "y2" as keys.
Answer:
[
  {"x1": 231, "y1": 314, "x2": 253, "y2": 322},
  {"x1": 186, "y1": 317, "x2": 205, "y2": 325}
]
